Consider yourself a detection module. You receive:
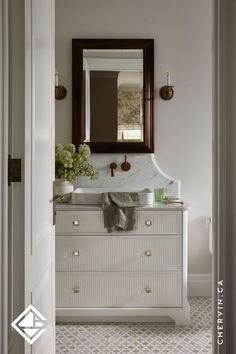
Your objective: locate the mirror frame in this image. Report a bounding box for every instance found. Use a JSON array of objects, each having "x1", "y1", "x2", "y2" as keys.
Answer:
[{"x1": 72, "y1": 39, "x2": 154, "y2": 153}]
